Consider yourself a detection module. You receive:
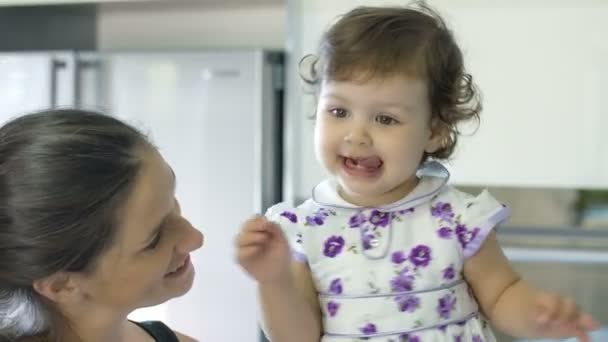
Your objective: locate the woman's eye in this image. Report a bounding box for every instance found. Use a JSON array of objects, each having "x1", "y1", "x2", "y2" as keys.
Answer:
[
  {"x1": 145, "y1": 230, "x2": 163, "y2": 250},
  {"x1": 329, "y1": 108, "x2": 348, "y2": 118}
]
